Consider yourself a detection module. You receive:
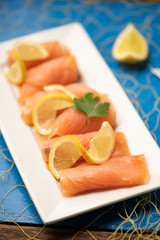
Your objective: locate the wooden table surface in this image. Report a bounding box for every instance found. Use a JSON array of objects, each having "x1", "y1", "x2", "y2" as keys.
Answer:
[{"x1": 0, "y1": 223, "x2": 157, "y2": 240}]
